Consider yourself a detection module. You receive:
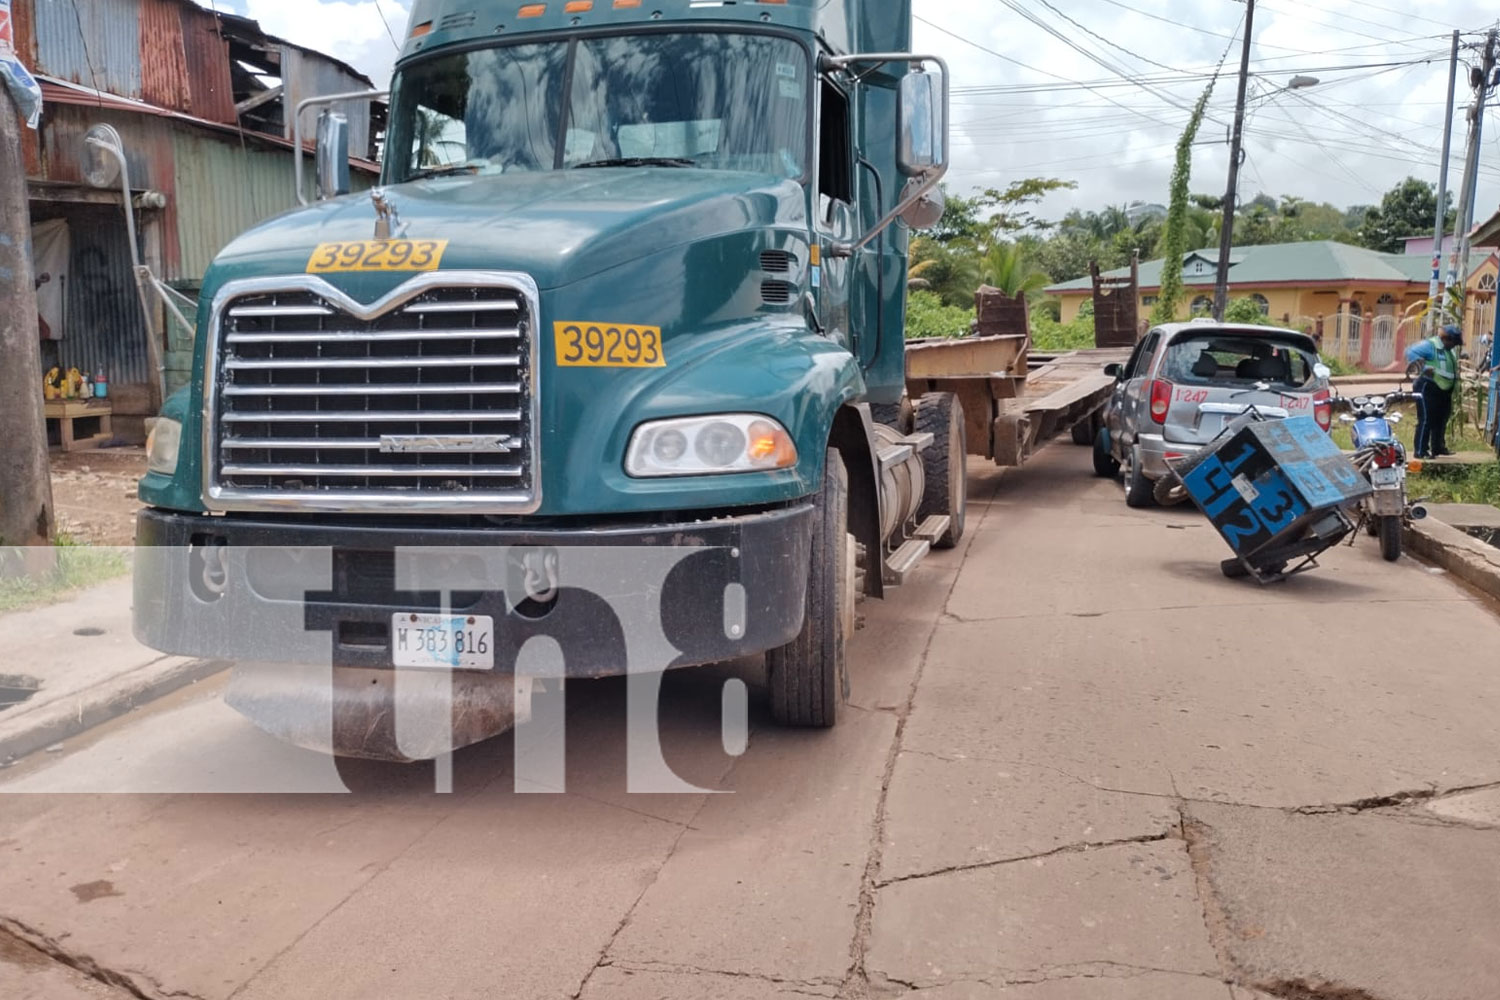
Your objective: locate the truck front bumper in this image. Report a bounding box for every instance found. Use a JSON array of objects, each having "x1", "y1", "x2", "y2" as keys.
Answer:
[{"x1": 134, "y1": 504, "x2": 813, "y2": 677}]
